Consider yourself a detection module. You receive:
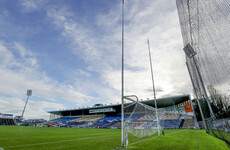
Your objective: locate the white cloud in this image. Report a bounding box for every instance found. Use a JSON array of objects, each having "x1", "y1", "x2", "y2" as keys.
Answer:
[
  {"x1": 0, "y1": 41, "x2": 14, "y2": 66},
  {"x1": 44, "y1": 0, "x2": 193, "y2": 102},
  {"x1": 0, "y1": 96, "x2": 65, "y2": 119},
  {"x1": 0, "y1": 41, "x2": 97, "y2": 118},
  {"x1": 20, "y1": 0, "x2": 47, "y2": 12},
  {"x1": 0, "y1": 0, "x2": 194, "y2": 119},
  {"x1": 93, "y1": 0, "x2": 192, "y2": 99},
  {"x1": 47, "y1": 8, "x2": 102, "y2": 64}
]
